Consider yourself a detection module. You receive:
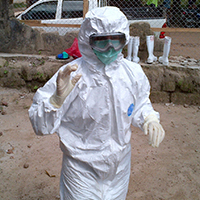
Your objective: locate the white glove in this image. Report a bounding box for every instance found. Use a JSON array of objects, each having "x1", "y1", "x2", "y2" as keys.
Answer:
[
  {"x1": 50, "y1": 64, "x2": 82, "y2": 108},
  {"x1": 143, "y1": 114, "x2": 165, "y2": 147}
]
